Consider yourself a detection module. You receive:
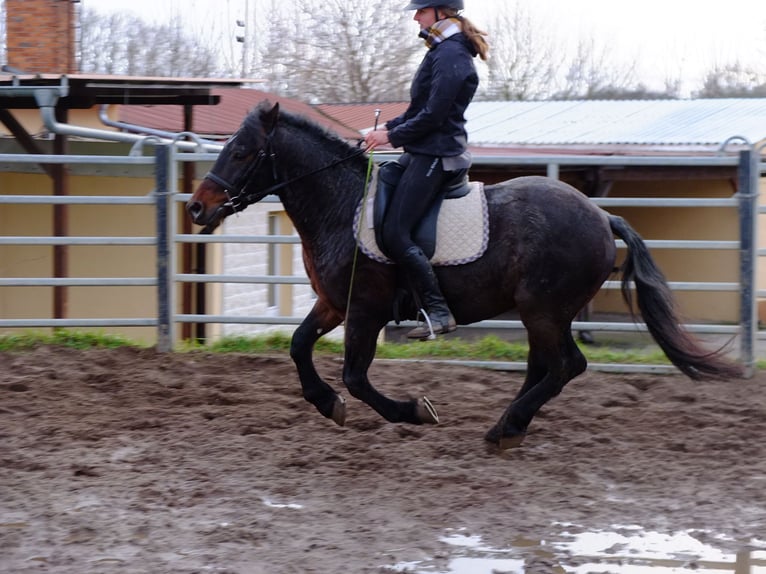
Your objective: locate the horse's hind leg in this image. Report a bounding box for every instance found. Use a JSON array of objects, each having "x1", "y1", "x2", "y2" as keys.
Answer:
[
  {"x1": 485, "y1": 321, "x2": 587, "y2": 449},
  {"x1": 290, "y1": 300, "x2": 346, "y2": 425}
]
